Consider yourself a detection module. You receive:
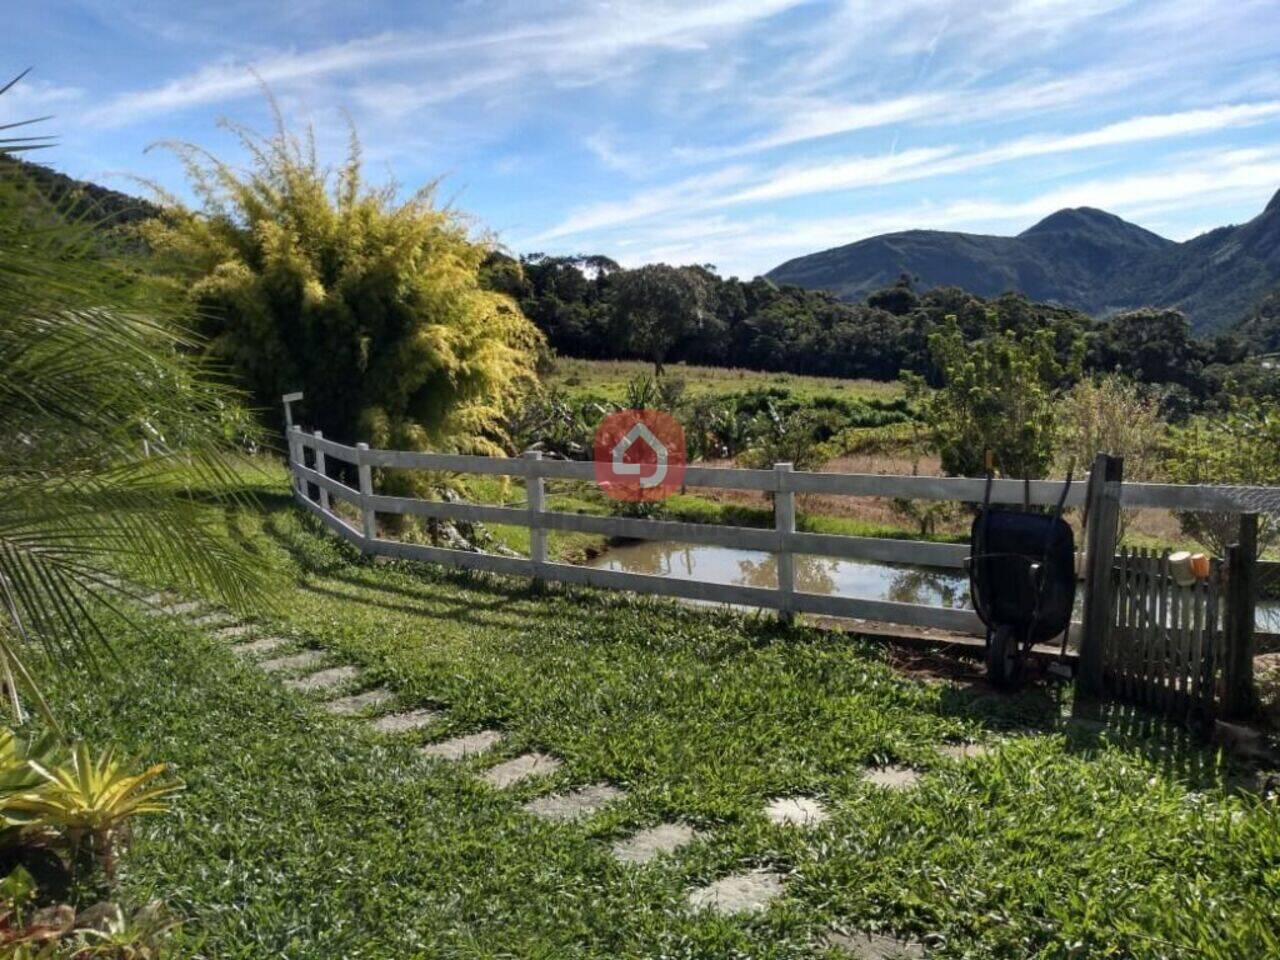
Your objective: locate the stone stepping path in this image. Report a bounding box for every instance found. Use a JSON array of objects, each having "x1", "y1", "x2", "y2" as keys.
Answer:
[
  {"x1": 687, "y1": 870, "x2": 784, "y2": 915},
  {"x1": 325, "y1": 688, "x2": 395, "y2": 716},
  {"x1": 523, "y1": 783, "x2": 623, "y2": 821},
  {"x1": 824, "y1": 931, "x2": 926, "y2": 958},
  {"x1": 420, "y1": 729, "x2": 502, "y2": 759},
  {"x1": 260, "y1": 651, "x2": 327, "y2": 674},
  {"x1": 285, "y1": 665, "x2": 360, "y2": 693},
  {"x1": 158, "y1": 600, "x2": 204, "y2": 616},
  {"x1": 766, "y1": 796, "x2": 828, "y2": 827},
  {"x1": 213, "y1": 624, "x2": 257, "y2": 641},
  {"x1": 374, "y1": 709, "x2": 441, "y2": 735},
  {"x1": 191, "y1": 611, "x2": 234, "y2": 627},
  {"x1": 159, "y1": 583, "x2": 950, "y2": 936},
  {"x1": 611, "y1": 823, "x2": 698, "y2": 865},
  {"x1": 482, "y1": 752, "x2": 562, "y2": 789},
  {"x1": 233, "y1": 636, "x2": 290, "y2": 658},
  {"x1": 864, "y1": 766, "x2": 922, "y2": 790},
  {"x1": 938, "y1": 742, "x2": 990, "y2": 761}
]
